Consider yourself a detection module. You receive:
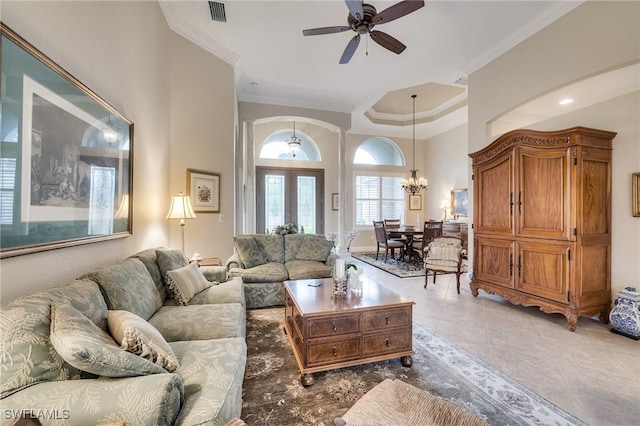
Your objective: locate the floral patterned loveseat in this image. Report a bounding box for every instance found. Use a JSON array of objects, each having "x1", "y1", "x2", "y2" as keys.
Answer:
[
  {"x1": 225, "y1": 234, "x2": 334, "y2": 308},
  {"x1": 0, "y1": 248, "x2": 246, "y2": 425}
]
